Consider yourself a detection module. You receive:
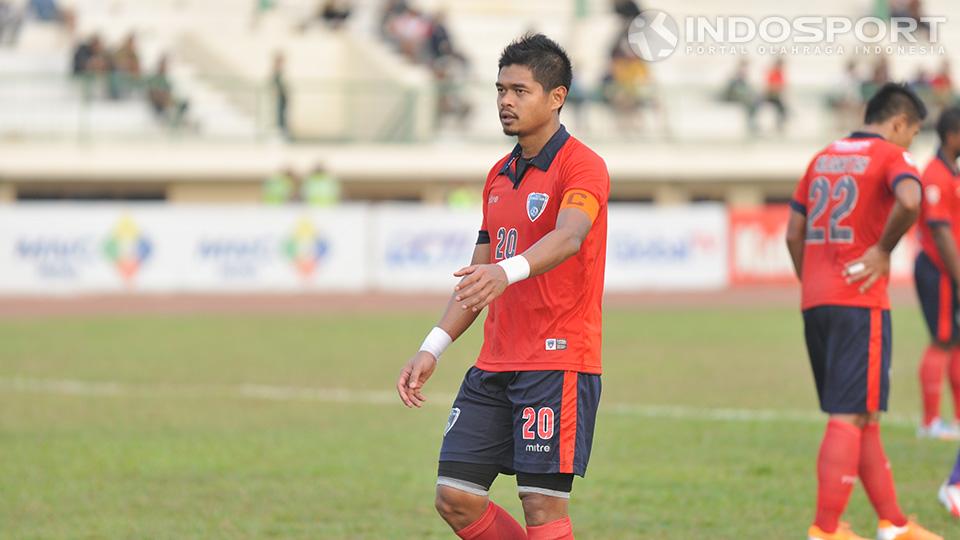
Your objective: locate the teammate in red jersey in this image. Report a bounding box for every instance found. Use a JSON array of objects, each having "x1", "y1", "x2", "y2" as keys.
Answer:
[
  {"x1": 915, "y1": 108, "x2": 960, "y2": 441},
  {"x1": 786, "y1": 83, "x2": 941, "y2": 540},
  {"x1": 396, "y1": 34, "x2": 609, "y2": 540}
]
